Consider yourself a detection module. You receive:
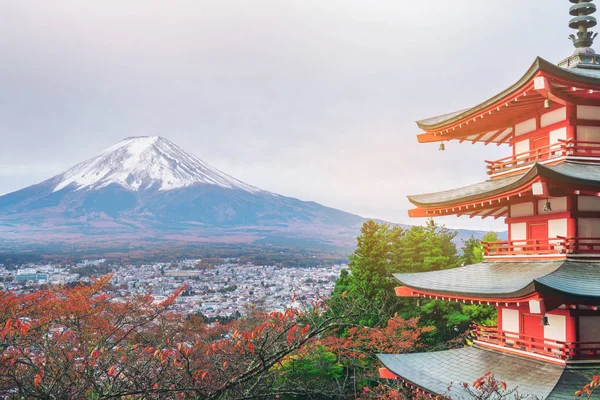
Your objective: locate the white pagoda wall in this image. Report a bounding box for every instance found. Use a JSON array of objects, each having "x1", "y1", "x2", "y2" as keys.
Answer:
[
  {"x1": 501, "y1": 308, "x2": 519, "y2": 333},
  {"x1": 544, "y1": 314, "x2": 566, "y2": 342},
  {"x1": 578, "y1": 218, "x2": 600, "y2": 237},
  {"x1": 579, "y1": 316, "x2": 600, "y2": 343},
  {"x1": 541, "y1": 107, "x2": 567, "y2": 127},
  {"x1": 578, "y1": 196, "x2": 600, "y2": 211},
  {"x1": 577, "y1": 105, "x2": 600, "y2": 120}
]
